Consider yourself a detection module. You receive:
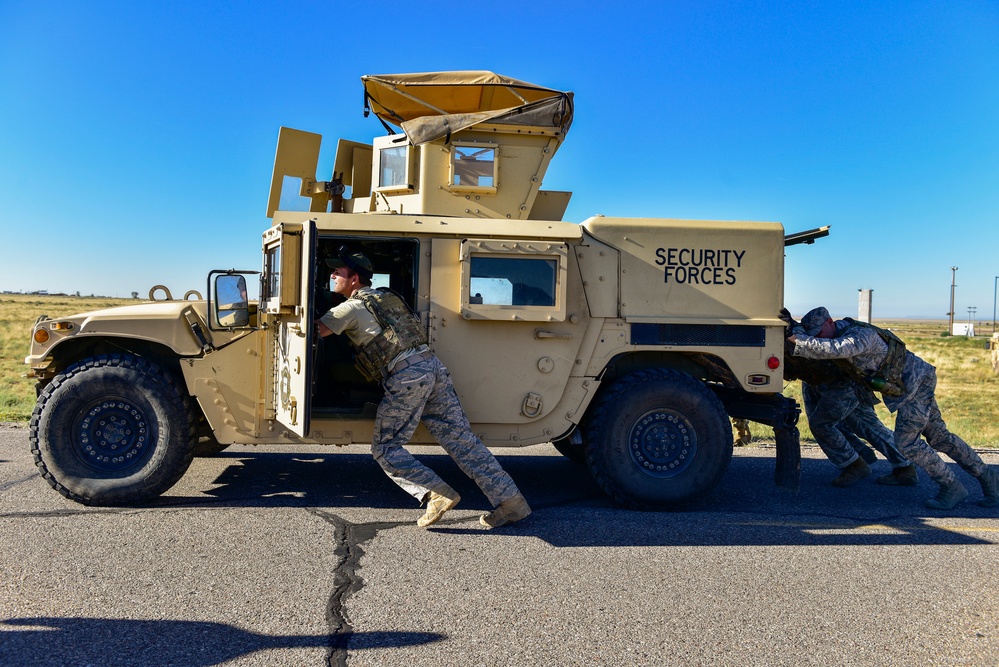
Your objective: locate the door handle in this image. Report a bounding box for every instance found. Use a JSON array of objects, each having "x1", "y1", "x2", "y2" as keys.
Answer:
[{"x1": 535, "y1": 329, "x2": 572, "y2": 339}]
